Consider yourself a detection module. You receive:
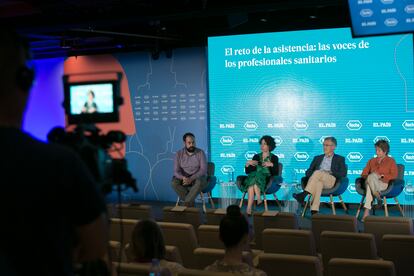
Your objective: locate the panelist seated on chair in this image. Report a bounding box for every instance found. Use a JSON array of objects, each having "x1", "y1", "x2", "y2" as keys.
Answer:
[
  {"x1": 293, "y1": 137, "x2": 347, "y2": 215},
  {"x1": 241, "y1": 135, "x2": 279, "y2": 215},
  {"x1": 171, "y1": 132, "x2": 207, "y2": 207},
  {"x1": 360, "y1": 140, "x2": 398, "y2": 221}
]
